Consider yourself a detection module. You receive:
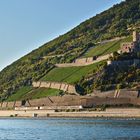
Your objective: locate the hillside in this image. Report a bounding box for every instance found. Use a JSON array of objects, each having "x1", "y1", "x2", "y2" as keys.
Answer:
[
  {"x1": 6, "y1": 87, "x2": 61, "y2": 101},
  {"x1": 82, "y1": 36, "x2": 132, "y2": 58},
  {"x1": 1, "y1": 0, "x2": 140, "y2": 101},
  {"x1": 41, "y1": 62, "x2": 104, "y2": 84}
]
